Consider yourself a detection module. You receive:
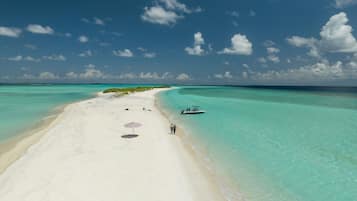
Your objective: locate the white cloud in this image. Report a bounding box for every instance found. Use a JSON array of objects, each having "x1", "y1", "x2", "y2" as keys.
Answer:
[
  {"x1": 79, "y1": 64, "x2": 105, "y2": 79},
  {"x1": 267, "y1": 47, "x2": 280, "y2": 54},
  {"x1": 287, "y1": 12, "x2": 357, "y2": 57},
  {"x1": 39, "y1": 72, "x2": 58, "y2": 80},
  {"x1": 26, "y1": 24, "x2": 54, "y2": 34},
  {"x1": 113, "y1": 49, "x2": 134, "y2": 57},
  {"x1": 139, "y1": 72, "x2": 161, "y2": 79},
  {"x1": 320, "y1": 12, "x2": 357, "y2": 53},
  {"x1": 8, "y1": 56, "x2": 24, "y2": 61},
  {"x1": 143, "y1": 52, "x2": 156, "y2": 58},
  {"x1": 119, "y1": 73, "x2": 137, "y2": 79},
  {"x1": 94, "y1": 17, "x2": 105, "y2": 25},
  {"x1": 118, "y1": 72, "x2": 173, "y2": 80},
  {"x1": 43, "y1": 54, "x2": 66, "y2": 61},
  {"x1": 176, "y1": 73, "x2": 190, "y2": 80},
  {"x1": 335, "y1": 0, "x2": 357, "y2": 8},
  {"x1": 243, "y1": 64, "x2": 249, "y2": 68},
  {"x1": 65, "y1": 72, "x2": 78, "y2": 79},
  {"x1": 227, "y1": 11, "x2": 239, "y2": 18},
  {"x1": 249, "y1": 10, "x2": 256, "y2": 17},
  {"x1": 242, "y1": 71, "x2": 248, "y2": 79},
  {"x1": 214, "y1": 71, "x2": 233, "y2": 79},
  {"x1": 141, "y1": 0, "x2": 200, "y2": 26},
  {"x1": 22, "y1": 74, "x2": 36, "y2": 79},
  {"x1": 8, "y1": 55, "x2": 40, "y2": 62},
  {"x1": 79, "y1": 50, "x2": 93, "y2": 57},
  {"x1": 258, "y1": 57, "x2": 267, "y2": 63},
  {"x1": 141, "y1": 6, "x2": 182, "y2": 25},
  {"x1": 0, "y1": 26, "x2": 22, "y2": 38},
  {"x1": 263, "y1": 40, "x2": 275, "y2": 47},
  {"x1": 267, "y1": 55, "x2": 280, "y2": 63},
  {"x1": 78, "y1": 35, "x2": 89, "y2": 43},
  {"x1": 159, "y1": 0, "x2": 190, "y2": 13},
  {"x1": 251, "y1": 60, "x2": 349, "y2": 82},
  {"x1": 286, "y1": 36, "x2": 320, "y2": 57},
  {"x1": 81, "y1": 18, "x2": 90, "y2": 23},
  {"x1": 219, "y1": 34, "x2": 253, "y2": 55},
  {"x1": 185, "y1": 32, "x2": 205, "y2": 56},
  {"x1": 82, "y1": 17, "x2": 106, "y2": 25},
  {"x1": 65, "y1": 33, "x2": 72, "y2": 37}
]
